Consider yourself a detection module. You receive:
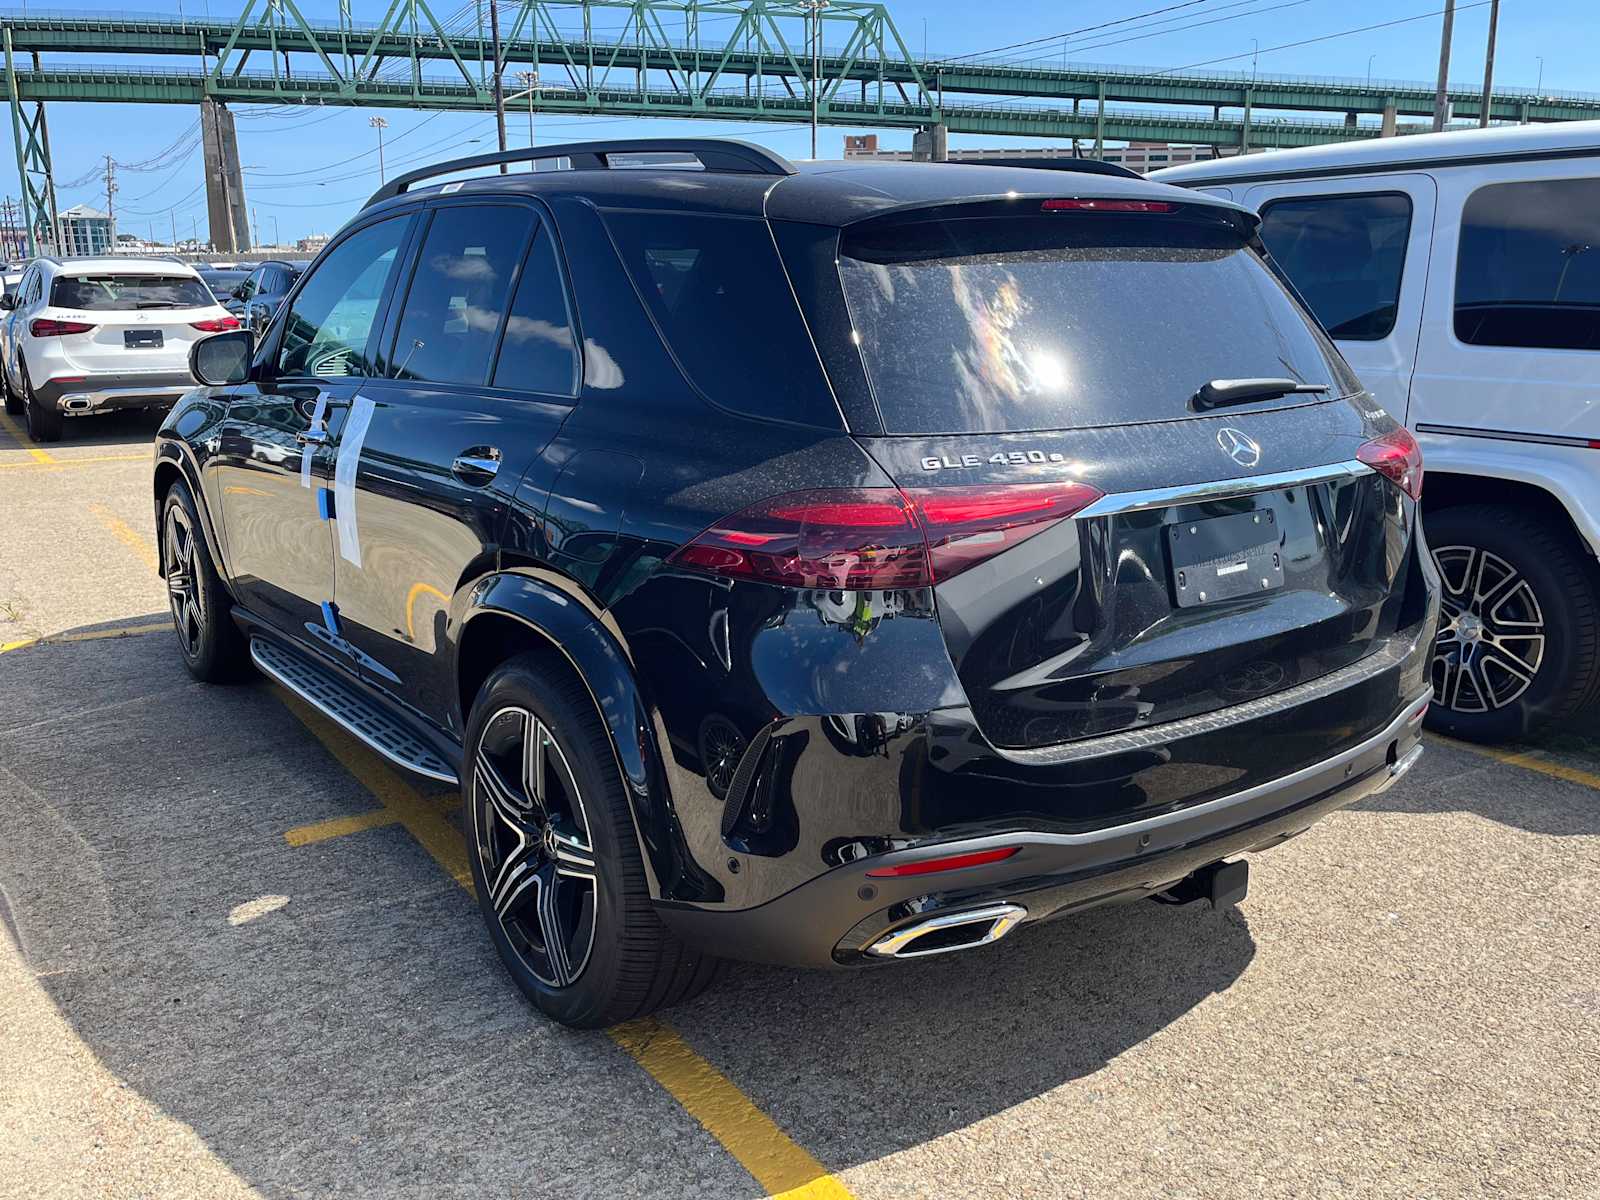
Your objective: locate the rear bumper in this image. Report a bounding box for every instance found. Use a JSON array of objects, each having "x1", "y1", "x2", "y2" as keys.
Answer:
[
  {"x1": 659, "y1": 688, "x2": 1430, "y2": 968},
  {"x1": 35, "y1": 371, "x2": 194, "y2": 414}
]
